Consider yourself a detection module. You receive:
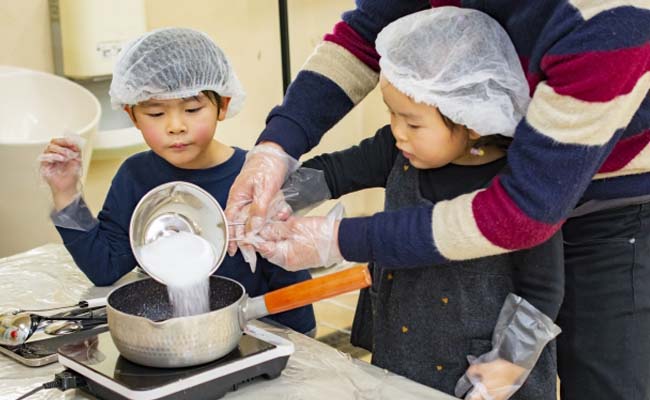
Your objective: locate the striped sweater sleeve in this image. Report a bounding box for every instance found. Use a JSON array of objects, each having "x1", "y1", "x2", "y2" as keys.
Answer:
[
  {"x1": 257, "y1": 0, "x2": 430, "y2": 159},
  {"x1": 339, "y1": 3, "x2": 650, "y2": 267}
]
